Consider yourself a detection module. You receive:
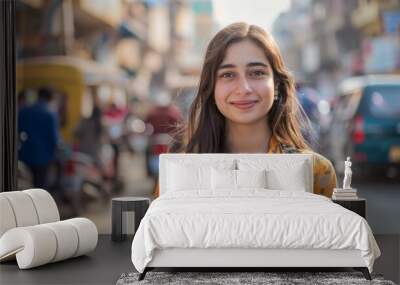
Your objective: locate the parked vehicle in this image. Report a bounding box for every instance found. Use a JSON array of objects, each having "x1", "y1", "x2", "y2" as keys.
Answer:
[
  {"x1": 17, "y1": 144, "x2": 109, "y2": 217},
  {"x1": 328, "y1": 75, "x2": 400, "y2": 176},
  {"x1": 58, "y1": 149, "x2": 109, "y2": 214}
]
